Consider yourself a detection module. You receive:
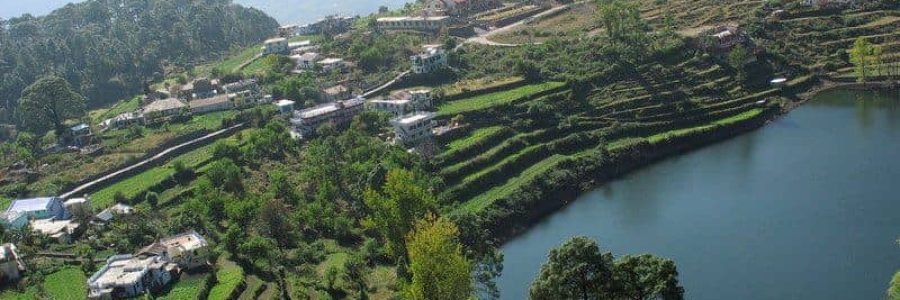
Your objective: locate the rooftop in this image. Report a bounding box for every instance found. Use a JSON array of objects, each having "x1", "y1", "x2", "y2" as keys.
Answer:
[
  {"x1": 7, "y1": 197, "x2": 57, "y2": 213},
  {"x1": 265, "y1": 37, "x2": 287, "y2": 44},
  {"x1": 318, "y1": 58, "x2": 344, "y2": 65},
  {"x1": 96, "y1": 203, "x2": 134, "y2": 222},
  {"x1": 275, "y1": 100, "x2": 295, "y2": 107},
  {"x1": 394, "y1": 112, "x2": 436, "y2": 125},
  {"x1": 377, "y1": 16, "x2": 449, "y2": 22},
  {"x1": 189, "y1": 94, "x2": 231, "y2": 108},
  {"x1": 324, "y1": 85, "x2": 349, "y2": 95},
  {"x1": 159, "y1": 230, "x2": 208, "y2": 252},
  {"x1": 30, "y1": 219, "x2": 78, "y2": 238},
  {"x1": 143, "y1": 98, "x2": 186, "y2": 114},
  {"x1": 296, "y1": 98, "x2": 365, "y2": 119},
  {"x1": 89, "y1": 255, "x2": 172, "y2": 288}
]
